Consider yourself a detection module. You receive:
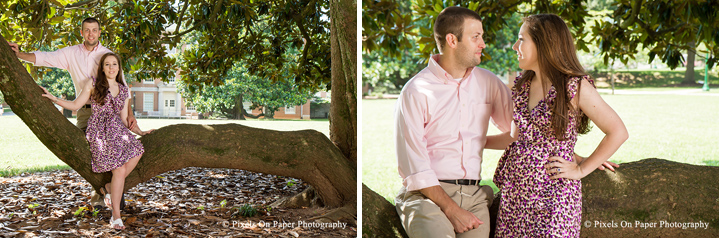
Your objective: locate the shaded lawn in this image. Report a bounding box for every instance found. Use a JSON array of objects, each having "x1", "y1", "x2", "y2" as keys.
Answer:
[
  {"x1": 363, "y1": 93, "x2": 719, "y2": 203},
  {"x1": 0, "y1": 116, "x2": 329, "y2": 177},
  {"x1": 592, "y1": 68, "x2": 719, "y2": 88}
]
